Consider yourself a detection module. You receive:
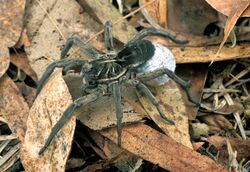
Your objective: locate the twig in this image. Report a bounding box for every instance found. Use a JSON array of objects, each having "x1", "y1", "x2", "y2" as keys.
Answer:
[
  {"x1": 202, "y1": 88, "x2": 240, "y2": 93},
  {"x1": 220, "y1": 84, "x2": 246, "y2": 139},
  {"x1": 225, "y1": 65, "x2": 250, "y2": 87}
]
